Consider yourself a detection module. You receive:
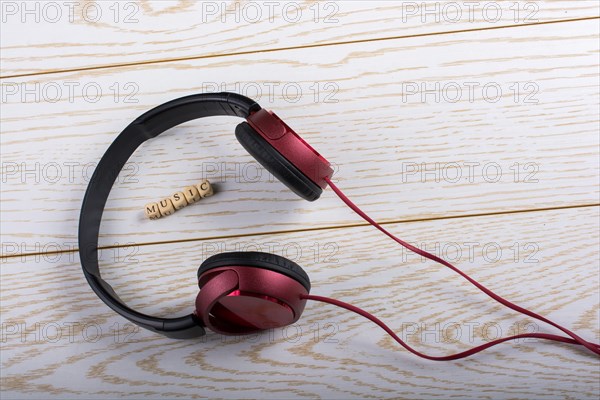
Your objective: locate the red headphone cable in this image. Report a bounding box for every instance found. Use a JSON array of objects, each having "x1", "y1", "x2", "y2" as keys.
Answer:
[
  {"x1": 300, "y1": 177, "x2": 600, "y2": 359},
  {"x1": 301, "y1": 294, "x2": 596, "y2": 360}
]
